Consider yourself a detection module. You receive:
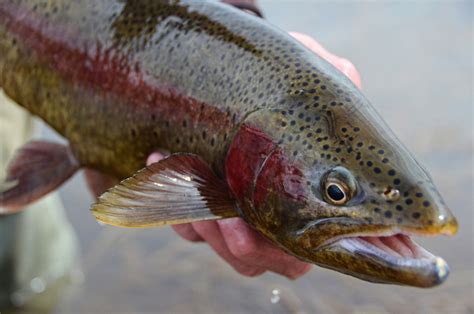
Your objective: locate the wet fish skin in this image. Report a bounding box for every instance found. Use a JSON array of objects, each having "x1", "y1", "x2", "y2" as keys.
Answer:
[{"x1": 0, "y1": 0, "x2": 458, "y2": 287}]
